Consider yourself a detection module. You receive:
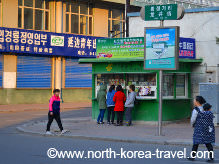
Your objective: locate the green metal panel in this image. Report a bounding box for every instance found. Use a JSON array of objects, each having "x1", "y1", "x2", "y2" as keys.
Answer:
[
  {"x1": 92, "y1": 61, "x2": 192, "y2": 74},
  {"x1": 92, "y1": 98, "x2": 191, "y2": 121}
]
